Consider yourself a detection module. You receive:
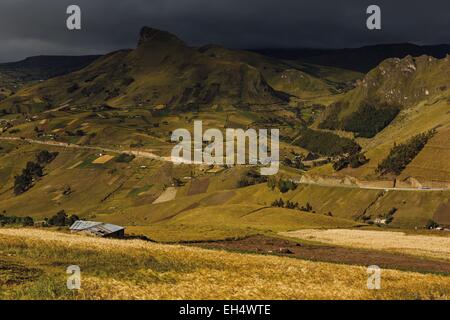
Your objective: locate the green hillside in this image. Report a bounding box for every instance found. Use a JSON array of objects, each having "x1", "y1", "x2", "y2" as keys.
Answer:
[
  {"x1": 198, "y1": 45, "x2": 337, "y2": 98},
  {"x1": 319, "y1": 55, "x2": 450, "y2": 138}
]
